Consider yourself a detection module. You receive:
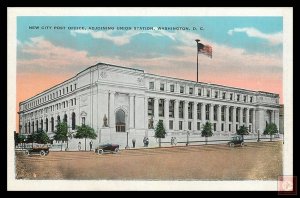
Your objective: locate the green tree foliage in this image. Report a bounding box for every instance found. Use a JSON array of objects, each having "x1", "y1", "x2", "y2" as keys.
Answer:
[
  {"x1": 237, "y1": 125, "x2": 249, "y2": 140},
  {"x1": 32, "y1": 130, "x2": 50, "y2": 144},
  {"x1": 263, "y1": 123, "x2": 278, "y2": 141},
  {"x1": 201, "y1": 122, "x2": 213, "y2": 144},
  {"x1": 53, "y1": 121, "x2": 68, "y2": 151},
  {"x1": 154, "y1": 120, "x2": 166, "y2": 147},
  {"x1": 74, "y1": 125, "x2": 97, "y2": 151}
]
